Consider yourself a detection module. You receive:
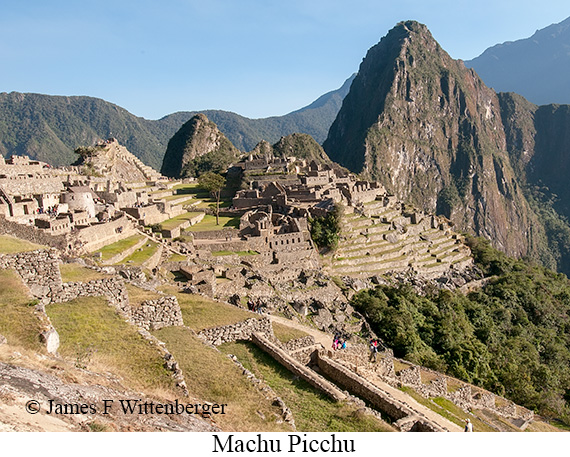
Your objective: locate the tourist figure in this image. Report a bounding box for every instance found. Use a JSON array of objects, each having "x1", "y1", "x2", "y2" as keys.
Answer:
[
  {"x1": 464, "y1": 418, "x2": 473, "y2": 432},
  {"x1": 369, "y1": 339, "x2": 378, "y2": 362},
  {"x1": 332, "y1": 338, "x2": 339, "y2": 351}
]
